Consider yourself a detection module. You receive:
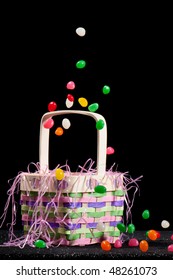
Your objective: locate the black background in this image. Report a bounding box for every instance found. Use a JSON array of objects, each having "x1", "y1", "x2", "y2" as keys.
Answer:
[{"x1": 0, "y1": 5, "x2": 172, "y2": 232}]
